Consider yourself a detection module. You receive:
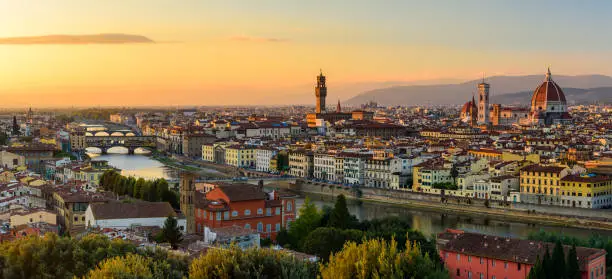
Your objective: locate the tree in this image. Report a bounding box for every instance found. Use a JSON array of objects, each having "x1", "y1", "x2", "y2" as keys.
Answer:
[
  {"x1": 288, "y1": 197, "x2": 322, "y2": 248},
  {"x1": 0, "y1": 130, "x2": 8, "y2": 146},
  {"x1": 134, "y1": 178, "x2": 145, "y2": 199},
  {"x1": 319, "y1": 238, "x2": 449, "y2": 279},
  {"x1": 301, "y1": 227, "x2": 363, "y2": 261},
  {"x1": 11, "y1": 116, "x2": 20, "y2": 136},
  {"x1": 327, "y1": 194, "x2": 354, "y2": 229},
  {"x1": 161, "y1": 216, "x2": 183, "y2": 249},
  {"x1": 565, "y1": 245, "x2": 581, "y2": 279},
  {"x1": 189, "y1": 245, "x2": 317, "y2": 279},
  {"x1": 551, "y1": 240, "x2": 566, "y2": 279},
  {"x1": 450, "y1": 163, "x2": 459, "y2": 186},
  {"x1": 85, "y1": 254, "x2": 153, "y2": 279}
]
